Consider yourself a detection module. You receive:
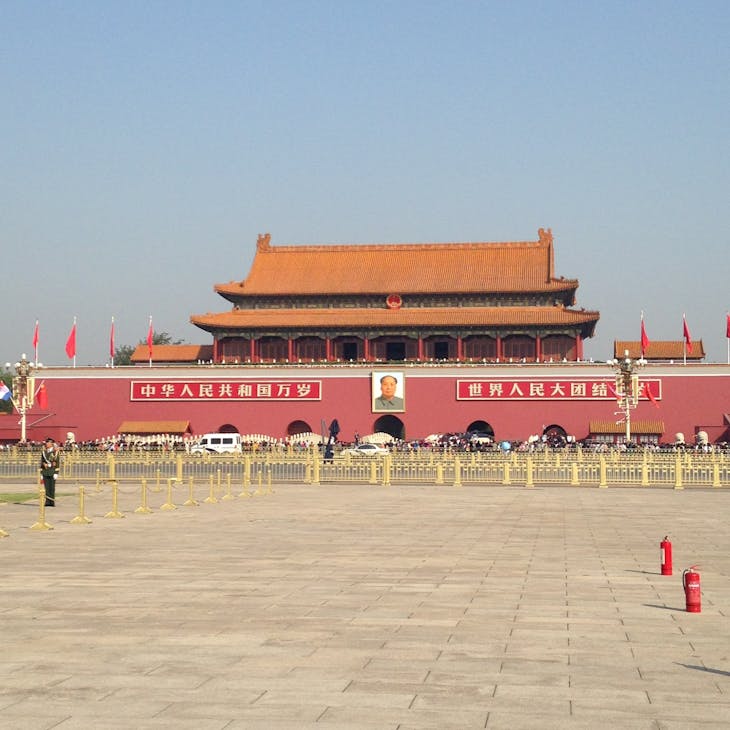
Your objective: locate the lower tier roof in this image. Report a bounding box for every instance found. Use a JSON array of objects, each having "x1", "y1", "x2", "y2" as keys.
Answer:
[{"x1": 191, "y1": 306, "x2": 599, "y2": 335}]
